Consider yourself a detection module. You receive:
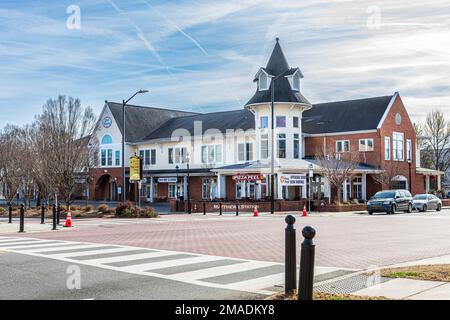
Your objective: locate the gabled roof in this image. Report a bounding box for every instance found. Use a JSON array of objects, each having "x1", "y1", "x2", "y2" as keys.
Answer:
[
  {"x1": 106, "y1": 102, "x2": 197, "y2": 143},
  {"x1": 143, "y1": 109, "x2": 255, "y2": 141},
  {"x1": 246, "y1": 38, "x2": 310, "y2": 106},
  {"x1": 302, "y1": 95, "x2": 395, "y2": 135}
]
